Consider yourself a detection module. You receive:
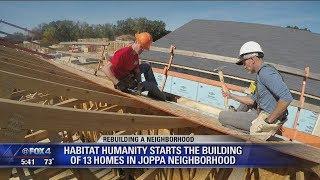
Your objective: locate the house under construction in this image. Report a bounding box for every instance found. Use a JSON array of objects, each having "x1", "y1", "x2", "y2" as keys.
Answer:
[{"x1": 0, "y1": 19, "x2": 320, "y2": 179}]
